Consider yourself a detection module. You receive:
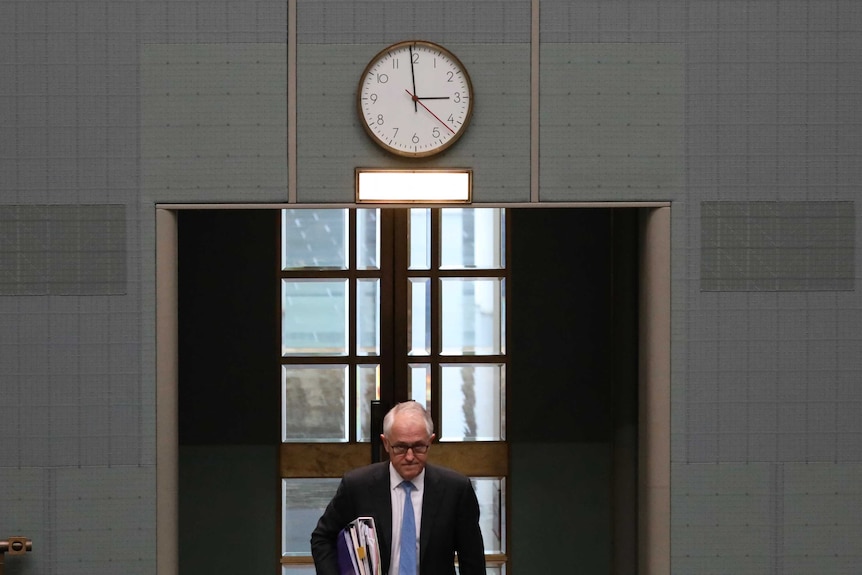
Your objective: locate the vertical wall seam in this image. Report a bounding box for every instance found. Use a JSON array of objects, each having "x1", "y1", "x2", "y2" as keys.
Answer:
[
  {"x1": 530, "y1": 0, "x2": 539, "y2": 202},
  {"x1": 288, "y1": 0, "x2": 297, "y2": 203}
]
